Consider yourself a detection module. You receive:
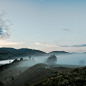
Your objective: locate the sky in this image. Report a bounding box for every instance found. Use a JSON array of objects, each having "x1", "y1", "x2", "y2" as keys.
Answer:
[{"x1": 0, "y1": 0, "x2": 86, "y2": 53}]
